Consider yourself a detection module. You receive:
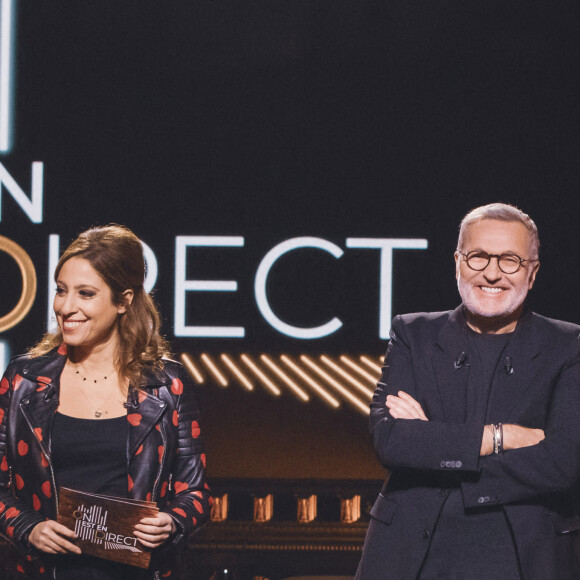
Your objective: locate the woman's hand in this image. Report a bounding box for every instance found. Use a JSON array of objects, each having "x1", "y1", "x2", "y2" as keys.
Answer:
[
  {"x1": 28, "y1": 520, "x2": 81, "y2": 555},
  {"x1": 386, "y1": 391, "x2": 428, "y2": 421},
  {"x1": 134, "y1": 512, "x2": 177, "y2": 549}
]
